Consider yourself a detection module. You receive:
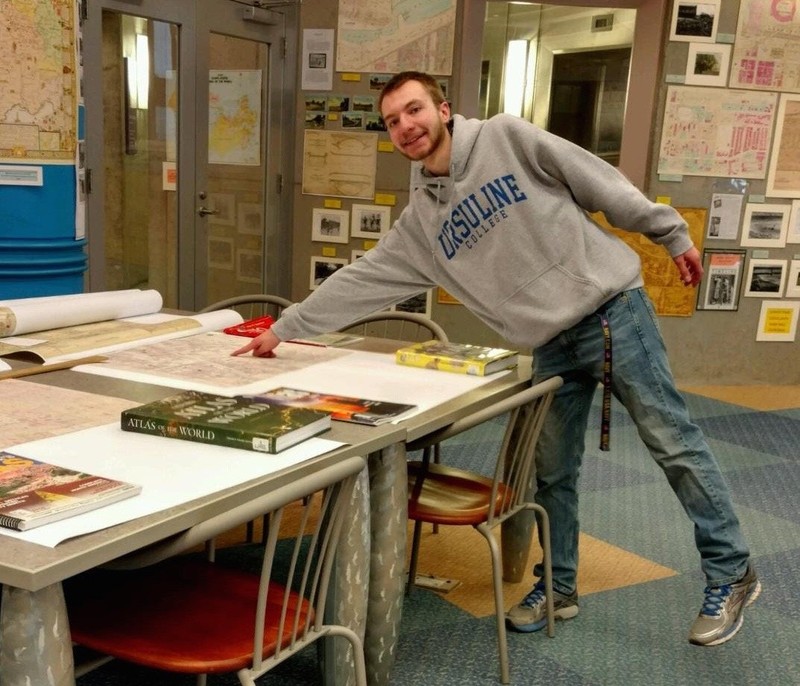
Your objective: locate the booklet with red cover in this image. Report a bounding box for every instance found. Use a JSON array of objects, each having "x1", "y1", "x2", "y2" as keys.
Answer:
[{"x1": 223, "y1": 315, "x2": 275, "y2": 337}]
